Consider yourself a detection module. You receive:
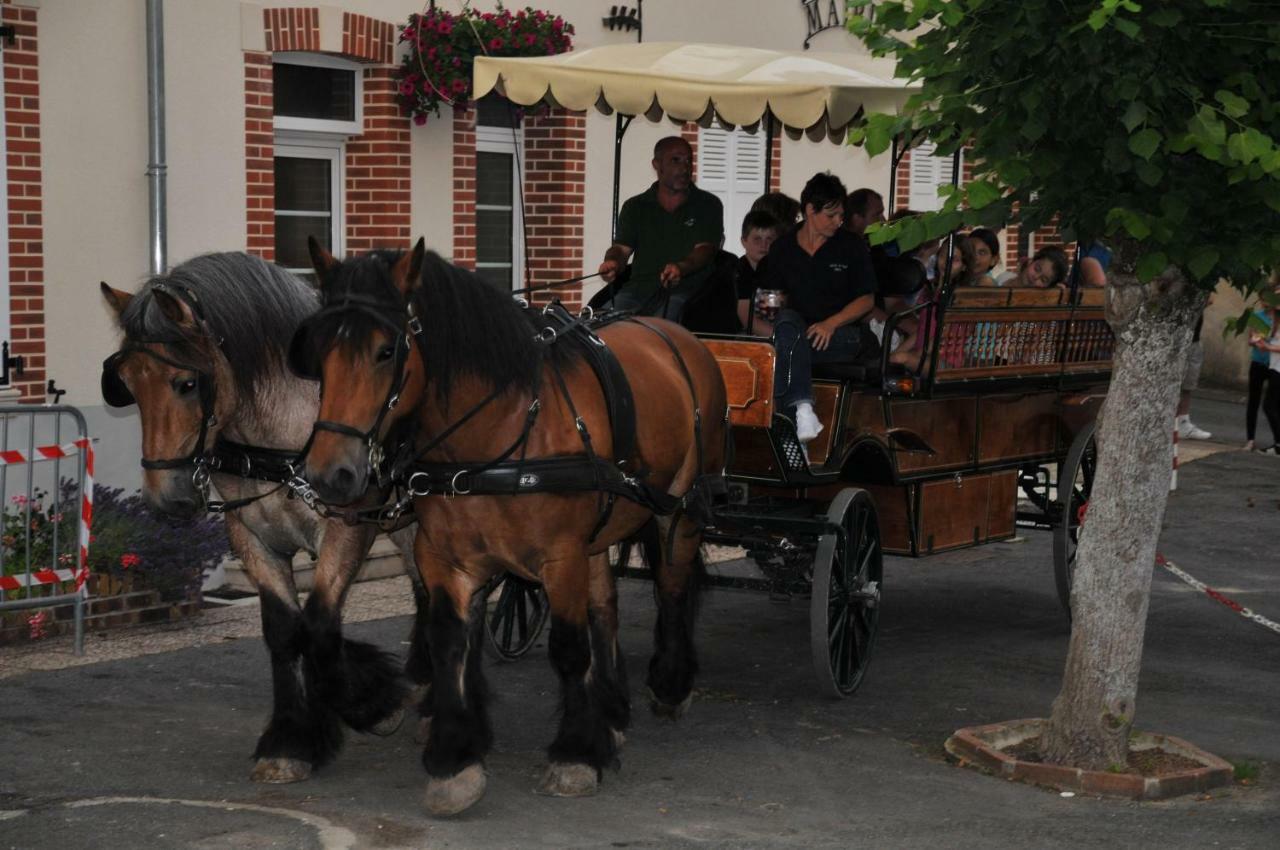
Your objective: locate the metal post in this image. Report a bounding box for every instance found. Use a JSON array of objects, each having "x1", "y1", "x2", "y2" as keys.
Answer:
[
  {"x1": 611, "y1": 114, "x2": 634, "y2": 243},
  {"x1": 146, "y1": 0, "x2": 167, "y2": 275}
]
